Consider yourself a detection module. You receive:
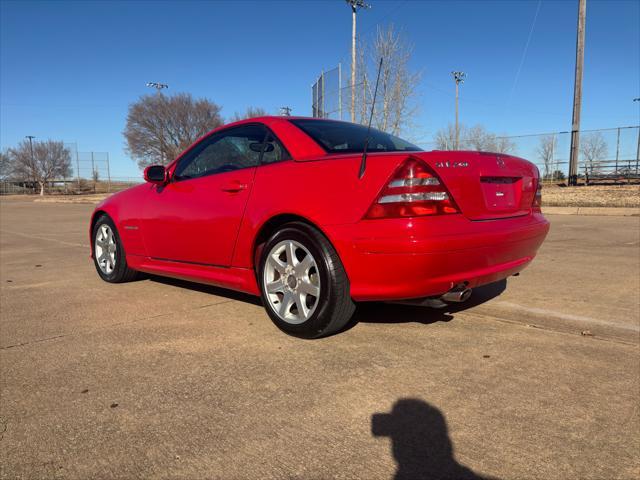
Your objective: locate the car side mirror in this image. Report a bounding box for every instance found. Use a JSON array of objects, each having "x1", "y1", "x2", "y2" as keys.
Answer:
[{"x1": 144, "y1": 165, "x2": 168, "y2": 185}]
